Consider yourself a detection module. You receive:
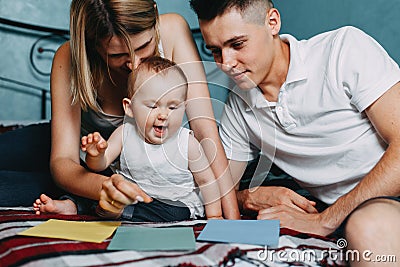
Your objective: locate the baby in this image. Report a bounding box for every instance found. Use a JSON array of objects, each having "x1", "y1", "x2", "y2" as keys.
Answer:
[{"x1": 34, "y1": 56, "x2": 223, "y2": 221}]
